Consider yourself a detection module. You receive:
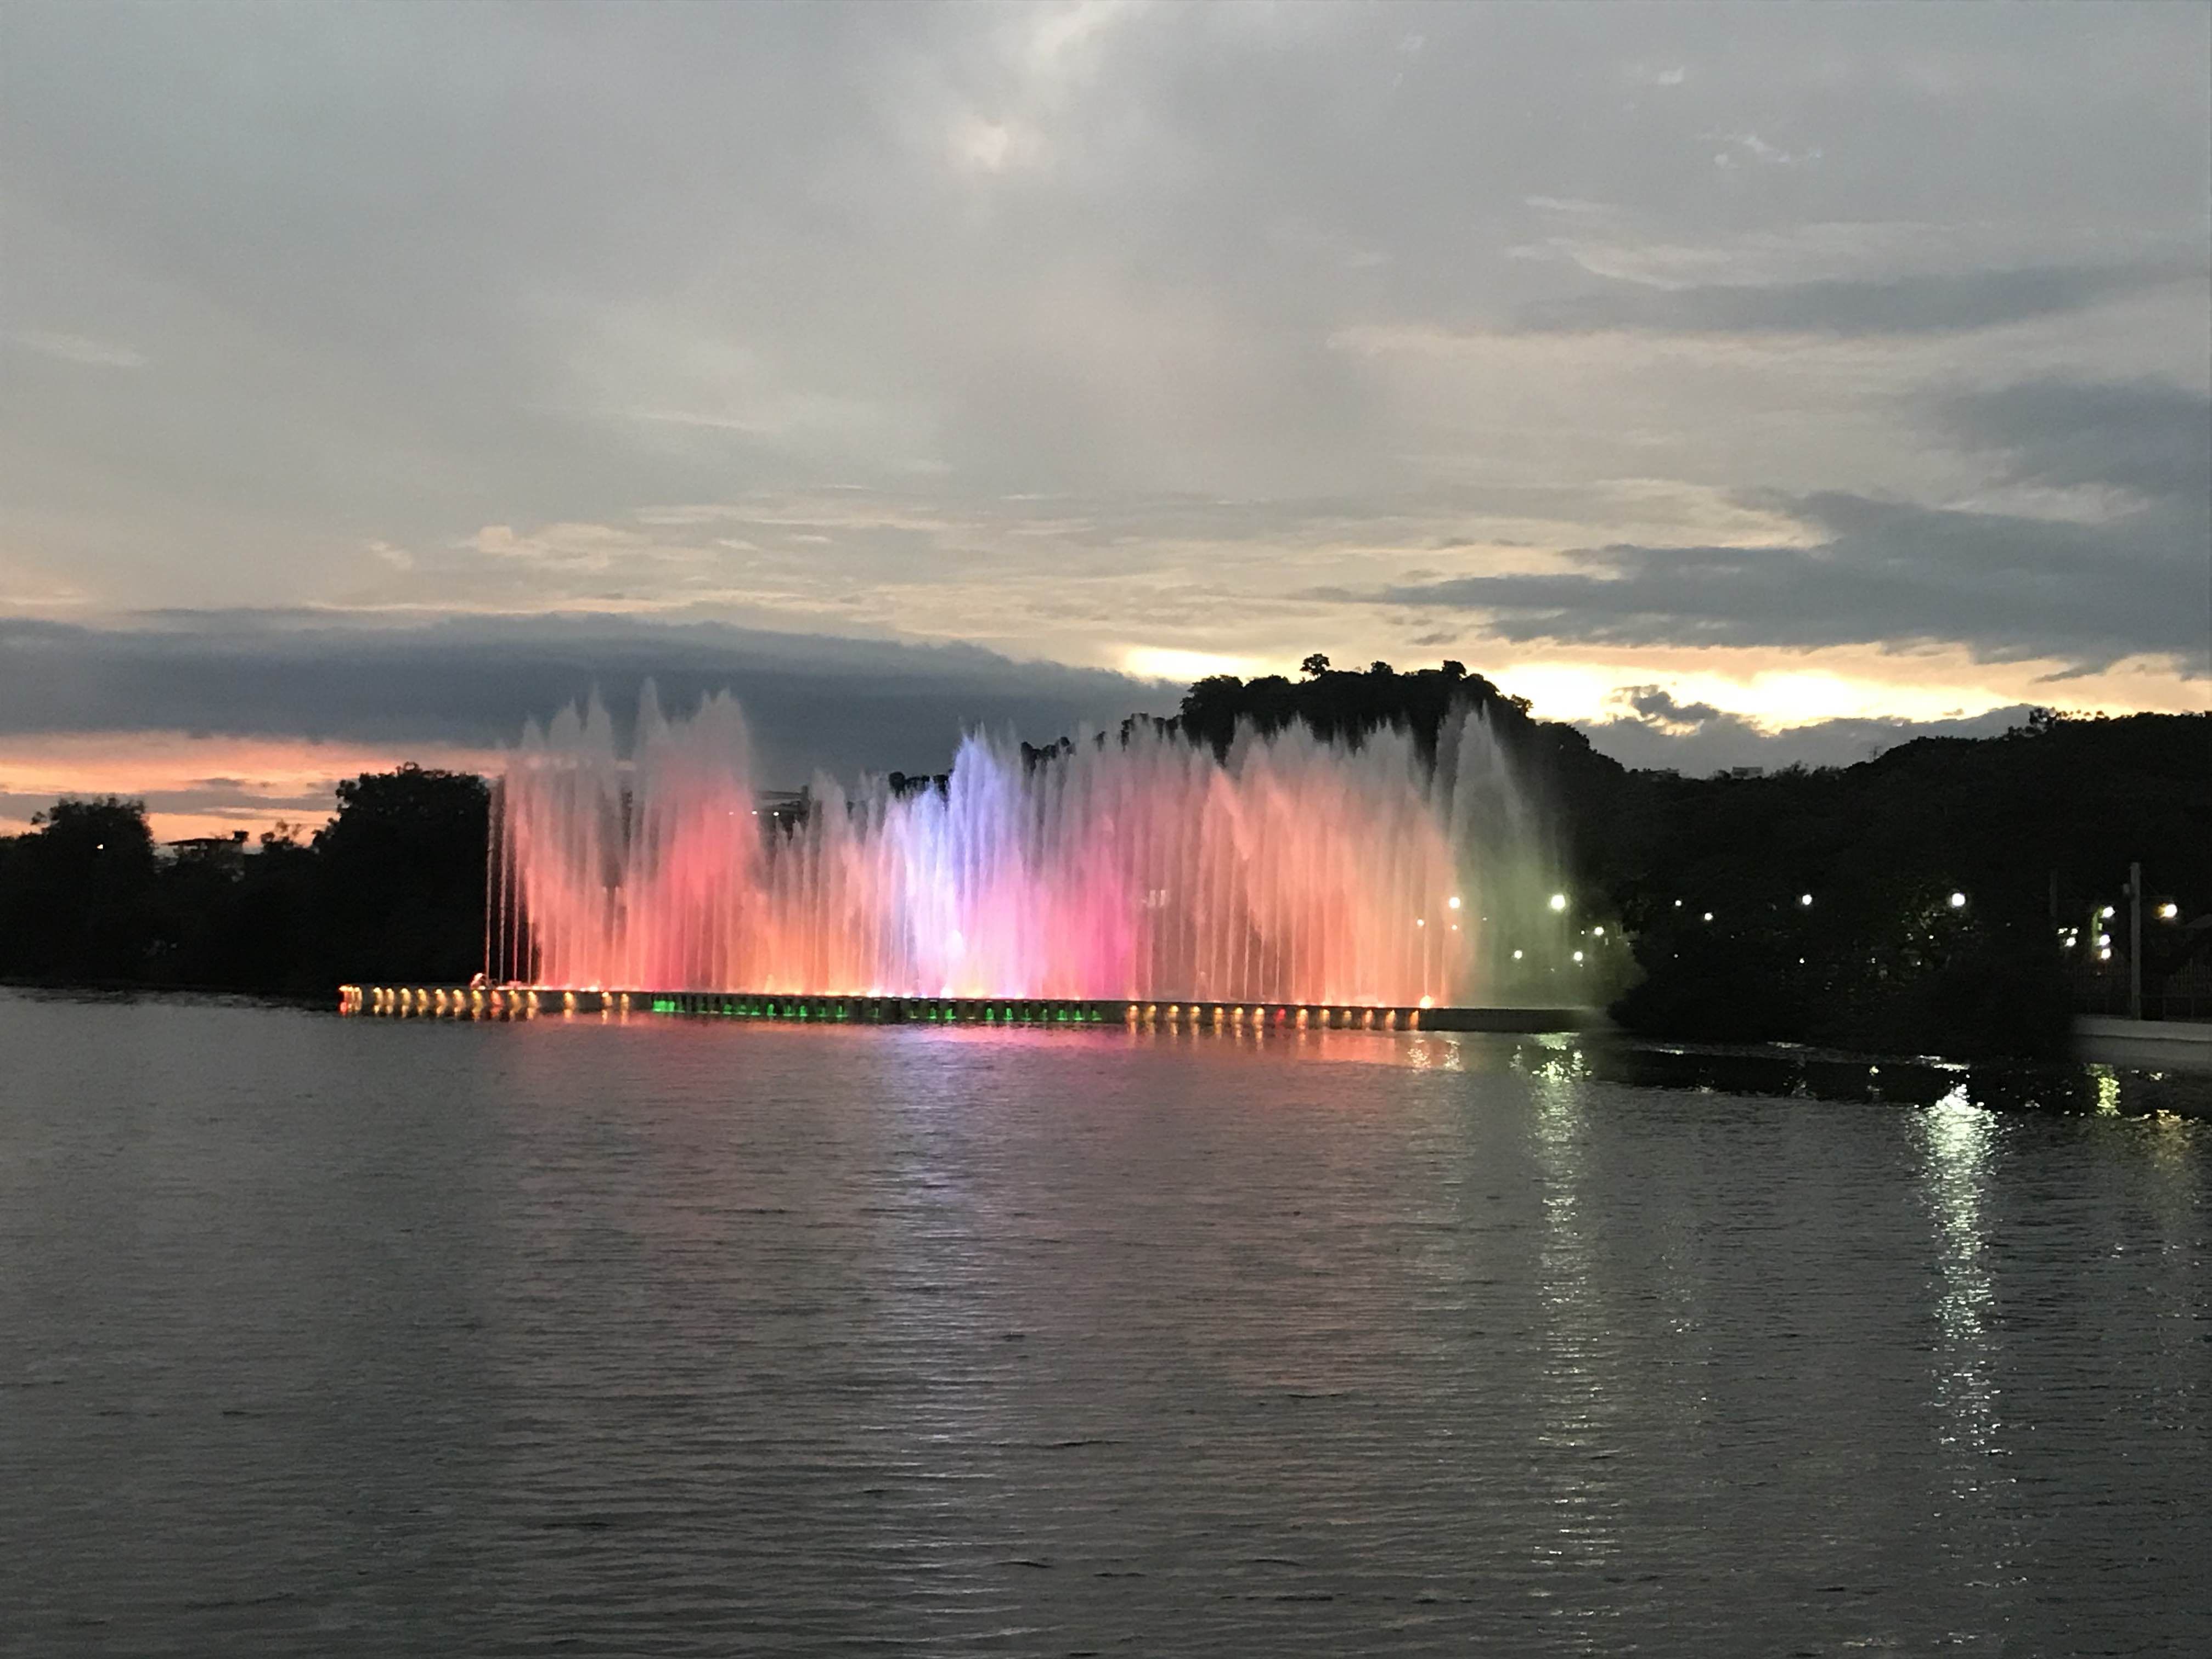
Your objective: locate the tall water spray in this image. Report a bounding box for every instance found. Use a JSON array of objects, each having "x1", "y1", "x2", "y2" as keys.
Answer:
[{"x1": 492, "y1": 688, "x2": 1556, "y2": 1006}]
